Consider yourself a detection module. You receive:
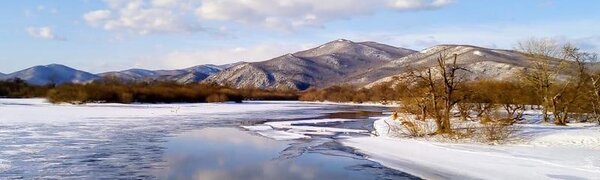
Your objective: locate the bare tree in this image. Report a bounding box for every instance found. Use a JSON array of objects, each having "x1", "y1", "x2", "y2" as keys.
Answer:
[
  {"x1": 406, "y1": 53, "x2": 468, "y2": 133},
  {"x1": 552, "y1": 44, "x2": 595, "y2": 126},
  {"x1": 517, "y1": 38, "x2": 567, "y2": 123},
  {"x1": 519, "y1": 39, "x2": 599, "y2": 125},
  {"x1": 581, "y1": 53, "x2": 600, "y2": 124},
  {"x1": 457, "y1": 103, "x2": 475, "y2": 121}
]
